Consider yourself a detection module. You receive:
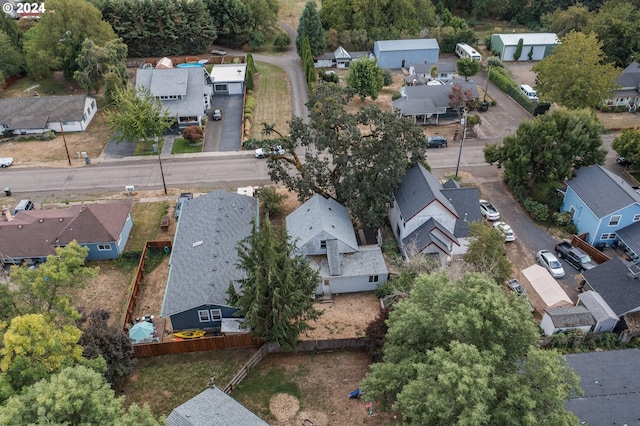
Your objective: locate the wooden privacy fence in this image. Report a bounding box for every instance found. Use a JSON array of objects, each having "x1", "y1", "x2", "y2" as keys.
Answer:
[
  {"x1": 571, "y1": 234, "x2": 611, "y2": 265},
  {"x1": 121, "y1": 240, "x2": 172, "y2": 333},
  {"x1": 223, "y1": 344, "x2": 268, "y2": 394},
  {"x1": 132, "y1": 334, "x2": 262, "y2": 358}
]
